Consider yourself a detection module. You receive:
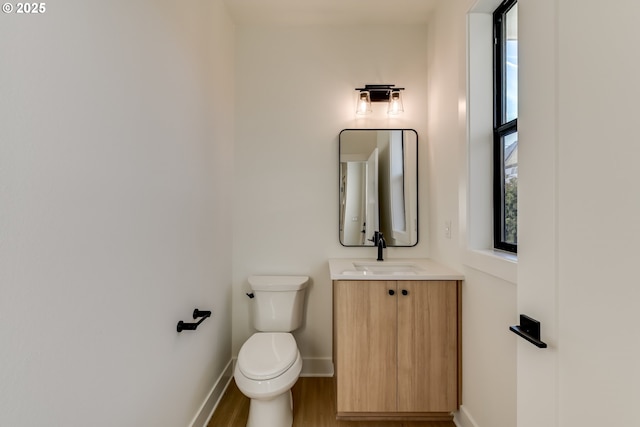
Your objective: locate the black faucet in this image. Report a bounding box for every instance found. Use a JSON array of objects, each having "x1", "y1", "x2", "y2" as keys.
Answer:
[{"x1": 371, "y1": 231, "x2": 386, "y2": 261}]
